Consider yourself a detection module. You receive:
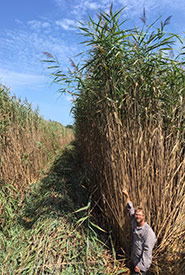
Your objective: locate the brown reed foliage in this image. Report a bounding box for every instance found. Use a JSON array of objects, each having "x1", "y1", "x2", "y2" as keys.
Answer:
[
  {"x1": 74, "y1": 90, "x2": 184, "y2": 274},
  {"x1": 74, "y1": 9, "x2": 185, "y2": 274},
  {"x1": 0, "y1": 85, "x2": 73, "y2": 199},
  {"x1": 89, "y1": 109, "x2": 184, "y2": 274}
]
